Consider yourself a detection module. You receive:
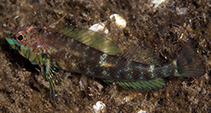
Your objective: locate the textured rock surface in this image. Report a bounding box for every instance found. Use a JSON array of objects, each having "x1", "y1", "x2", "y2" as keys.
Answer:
[{"x1": 0, "y1": 0, "x2": 210, "y2": 112}]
